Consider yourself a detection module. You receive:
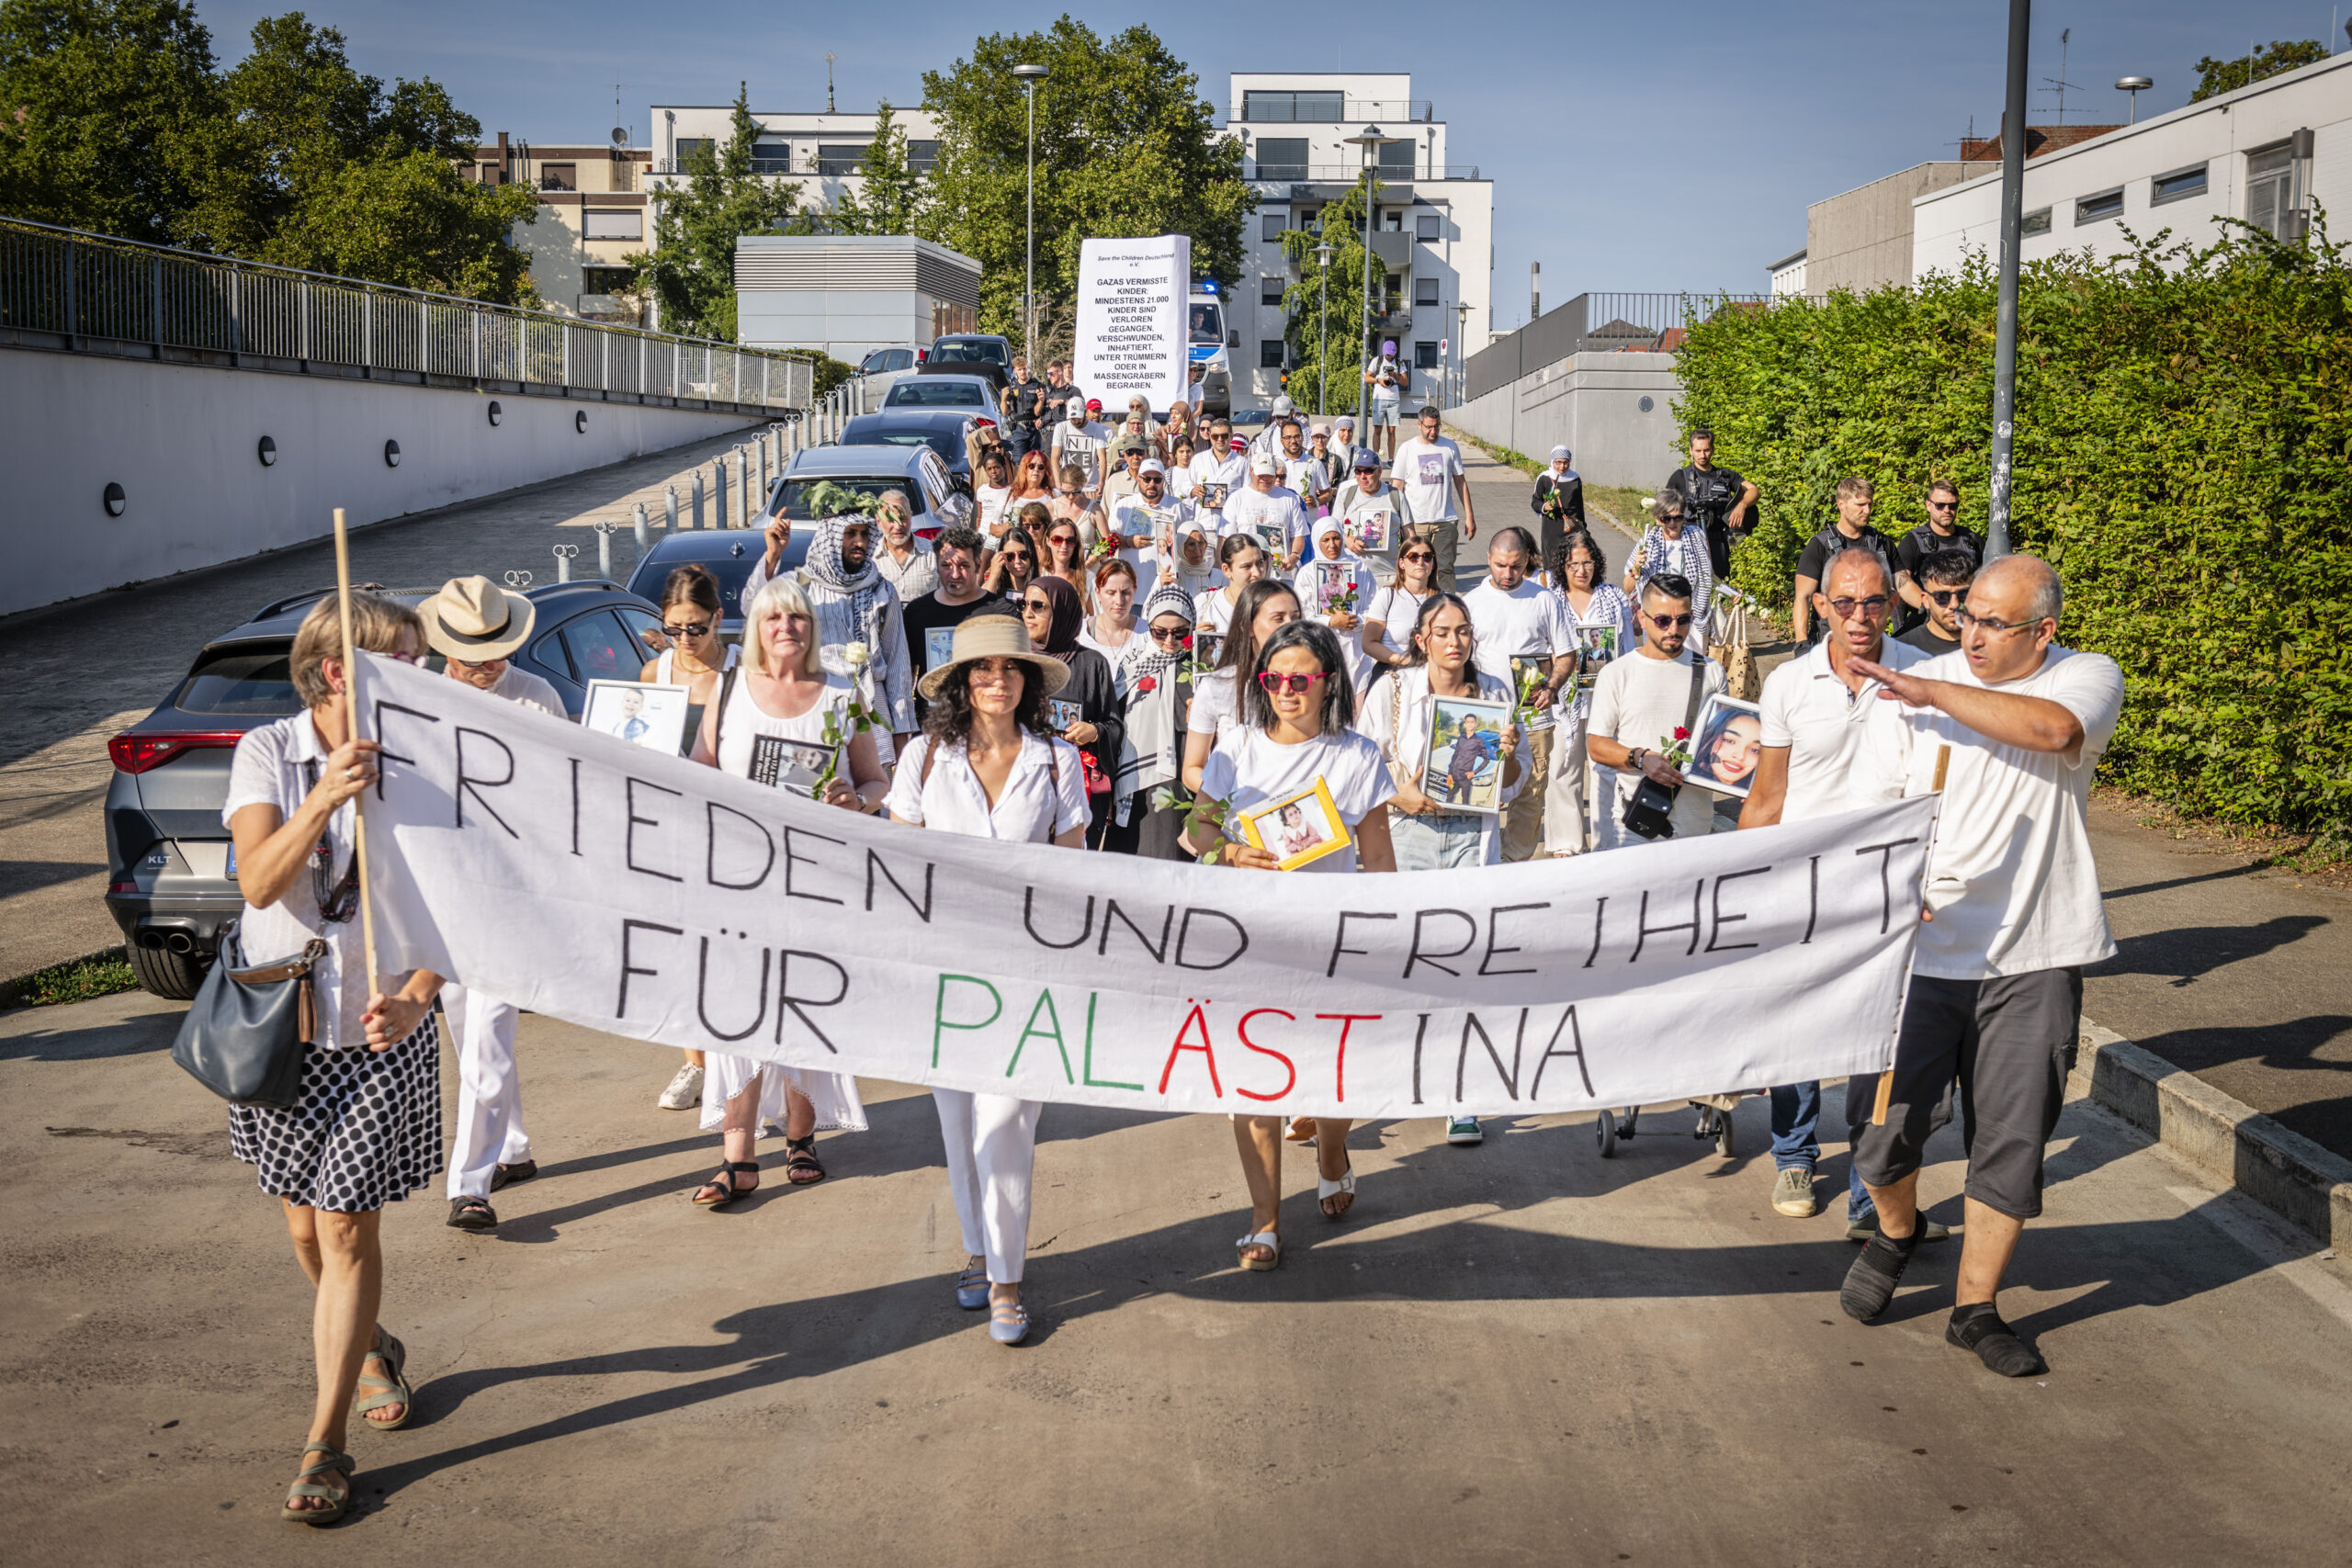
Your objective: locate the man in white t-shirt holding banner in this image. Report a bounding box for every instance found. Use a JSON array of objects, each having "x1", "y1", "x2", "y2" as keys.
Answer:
[
  {"x1": 1463, "y1": 527, "x2": 1577, "y2": 863},
  {"x1": 1392, "y1": 405, "x2": 1475, "y2": 592},
  {"x1": 1838, "y1": 554, "x2": 2125, "y2": 1381}
]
